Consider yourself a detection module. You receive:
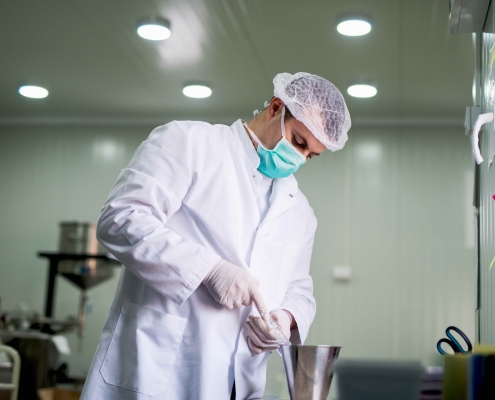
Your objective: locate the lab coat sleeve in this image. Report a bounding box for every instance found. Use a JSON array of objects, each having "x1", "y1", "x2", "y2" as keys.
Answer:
[
  {"x1": 280, "y1": 211, "x2": 317, "y2": 344},
  {"x1": 97, "y1": 122, "x2": 221, "y2": 305}
]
